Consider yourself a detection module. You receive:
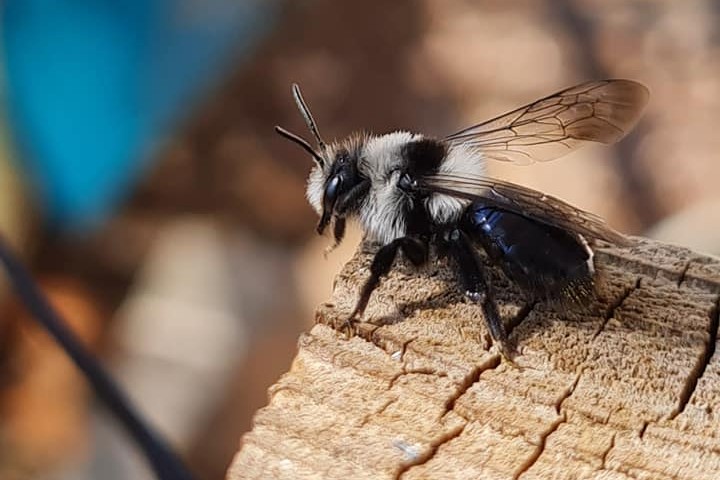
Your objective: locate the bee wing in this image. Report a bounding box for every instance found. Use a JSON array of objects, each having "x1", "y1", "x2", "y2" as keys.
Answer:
[
  {"x1": 444, "y1": 79, "x2": 649, "y2": 165},
  {"x1": 421, "y1": 173, "x2": 631, "y2": 245}
]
